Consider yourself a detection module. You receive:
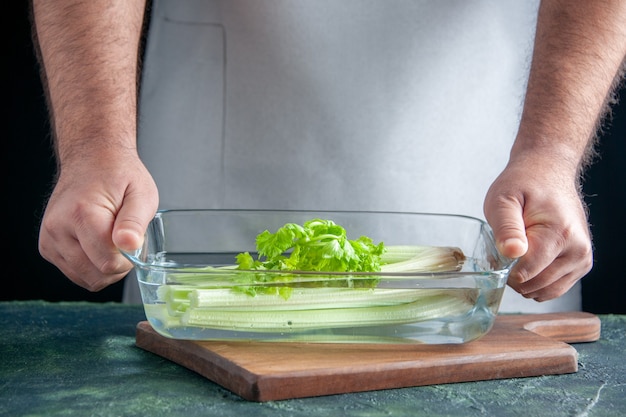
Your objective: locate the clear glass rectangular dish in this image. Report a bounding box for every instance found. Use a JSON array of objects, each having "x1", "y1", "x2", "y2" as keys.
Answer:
[{"x1": 122, "y1": 210, "x2": 514, "y2": 344}]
